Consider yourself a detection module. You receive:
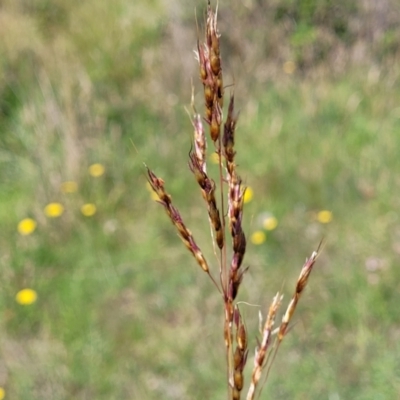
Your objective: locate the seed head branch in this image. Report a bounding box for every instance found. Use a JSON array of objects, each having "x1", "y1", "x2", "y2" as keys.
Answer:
[
  {"x1": 232, "y1": 306, "x2": 249, "y2": 400},
  {"x1": 196, "y1": 2, "x2": 223, "y2": 142},
  {"x1": 146, "y1": 166, "x2": 211, "y2": 274},
  {"x1": 246, "y1": 293, "x2": 282, "y2": 400},
  {"x1": 222, "y1": 96, "x2": 247, "y2": 302},
  {"x1": 189, "y1": 114, "x2": 224, "y2": 249},
  {"x1": 146, "y1": 2, "x2": 321, "y2": 399},
  {"x1": 278, "y1": 249, "x2": 319, "y2": 341},
  {"x1": 254, "y1": 248, "x2": 320, "y2": 394}
]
